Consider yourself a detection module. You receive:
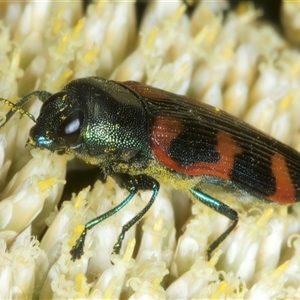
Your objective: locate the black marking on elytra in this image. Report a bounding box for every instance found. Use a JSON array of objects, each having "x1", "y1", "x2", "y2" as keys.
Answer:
[
  {"x1": 169, "y1": 127, "x2": 220, "y2": 166},
  {"x1": 230, "y1": 146, "x2": 276, "y2": 197}
]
